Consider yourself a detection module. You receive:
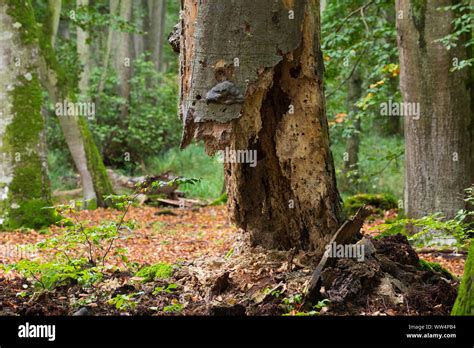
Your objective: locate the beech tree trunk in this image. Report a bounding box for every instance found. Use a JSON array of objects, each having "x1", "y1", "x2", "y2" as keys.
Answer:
[
  {"x1": 77, "y1": 0, "x2": 90, "y2": 96},
  {"x1": 132, "y1": 1, "x2": 144, "y2": 61},
  {"x1": 144, "y1": 0, "x2": 166, "y2": 72},
  {"x1": 40, "y1": 0, "x2": 114, "y2": 208},
  {"x1": 396, "y1": 0, "x2": 472, "y2": 219},
  {"x1": 98, "y1": 0, "x2": 120, "y2": 96},
  {"x1": 179, "y1": 0, "x2": 342, "y2": 253},
  {"x1": 113, "y1": 0, "x2": 133, "y2": 119},
  {"x1": 342, "y1": 69, "x2": 362, "y2": 190},
  {"x1": 0, "y1": 0, "x2": 57, "y2": 229}
]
